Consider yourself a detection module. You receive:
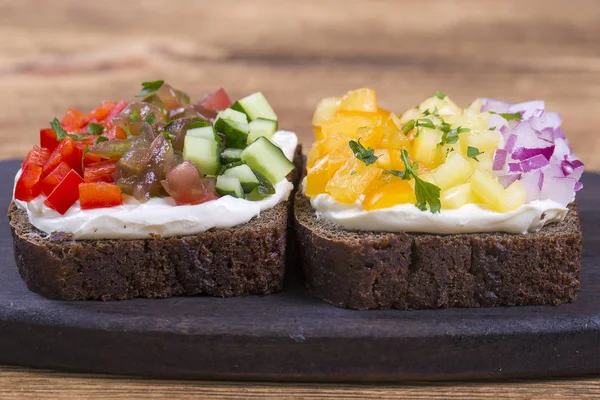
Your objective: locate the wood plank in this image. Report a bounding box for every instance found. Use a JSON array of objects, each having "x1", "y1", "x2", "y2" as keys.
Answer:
[{"x1": 0, "y1": 366, "x2": 599, "y2": 400}]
